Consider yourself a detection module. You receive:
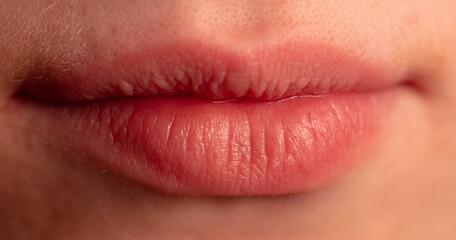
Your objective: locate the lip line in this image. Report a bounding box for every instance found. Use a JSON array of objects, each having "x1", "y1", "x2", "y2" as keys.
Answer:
[{"x1": 16, "y1": 83, "x2": 402, "y2": 107}]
